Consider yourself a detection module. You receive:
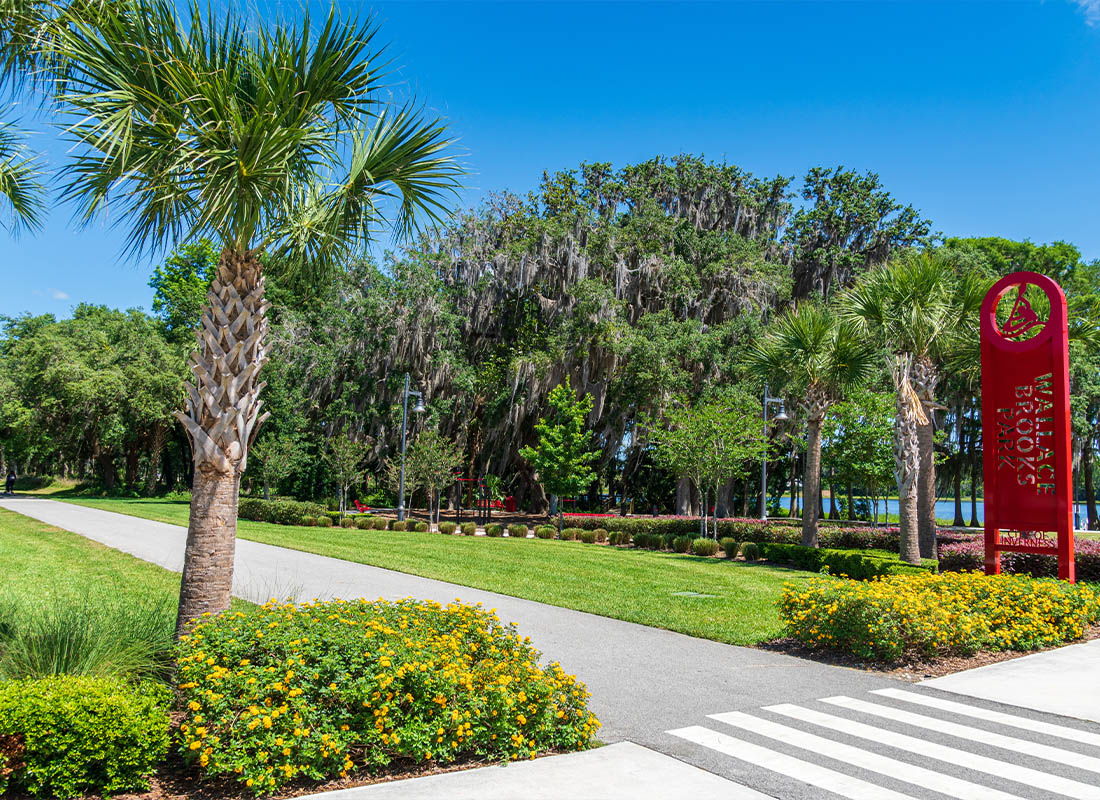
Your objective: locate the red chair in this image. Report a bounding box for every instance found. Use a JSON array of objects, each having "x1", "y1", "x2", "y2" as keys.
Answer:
[{"x1": 353, "y1": 499, "x2": 370, "y2": 514}]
